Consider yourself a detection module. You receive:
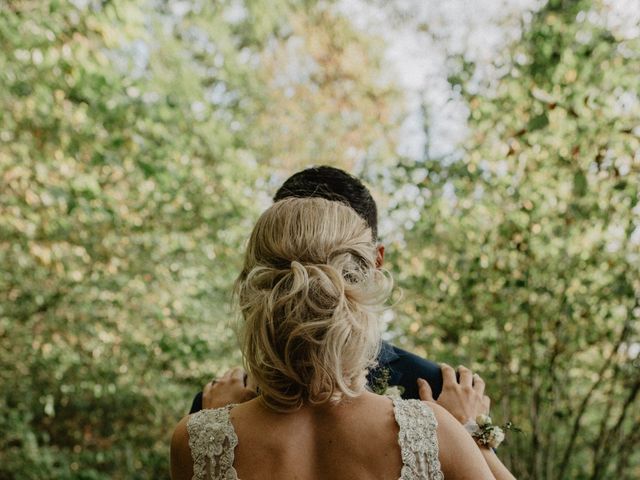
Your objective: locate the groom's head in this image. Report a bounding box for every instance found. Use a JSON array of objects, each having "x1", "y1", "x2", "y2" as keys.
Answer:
[{"x1": 273, "y1": 166, "x2": 379, "y2": 241}]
